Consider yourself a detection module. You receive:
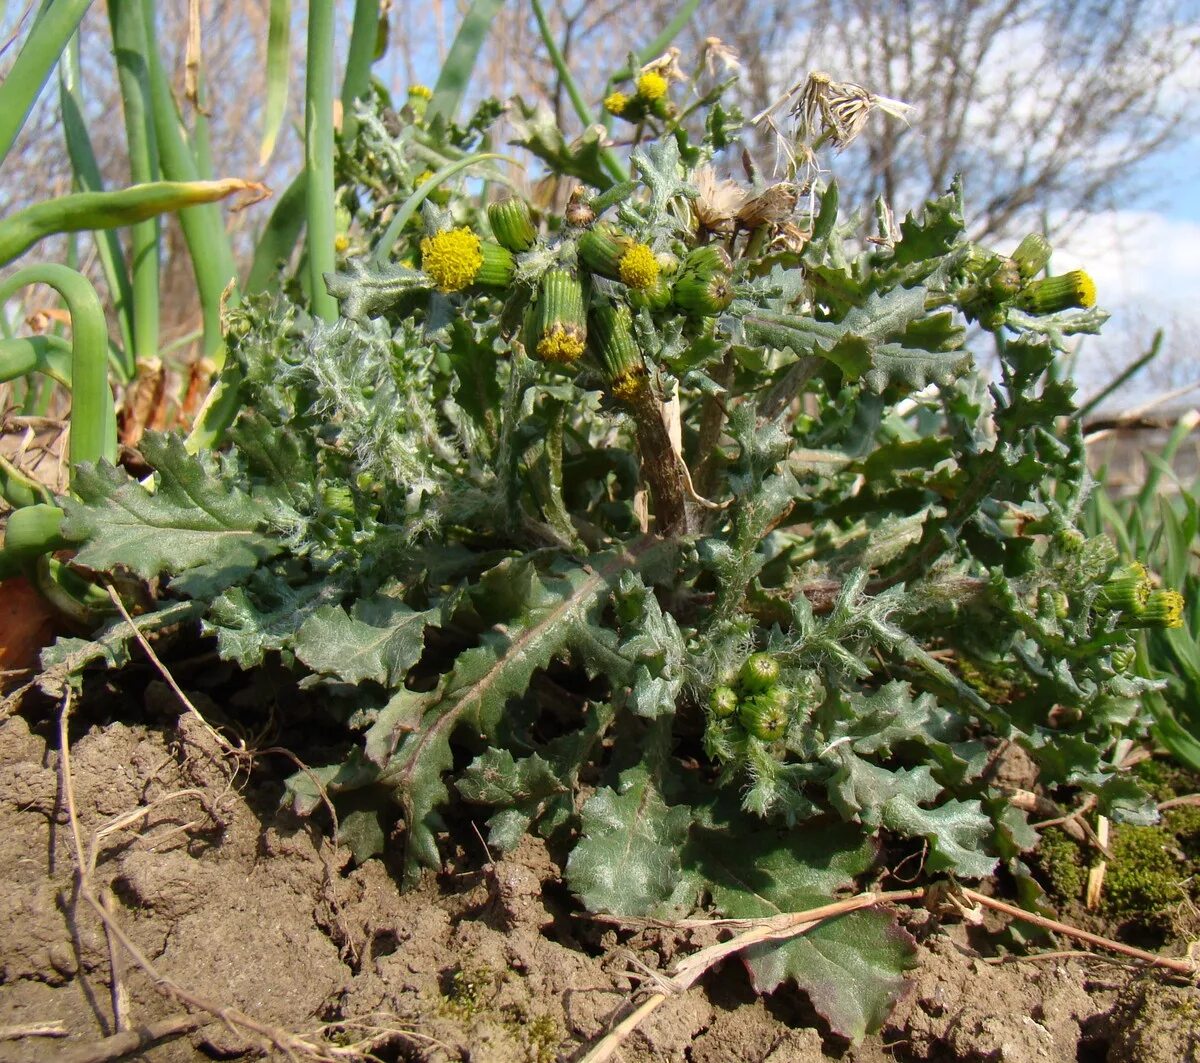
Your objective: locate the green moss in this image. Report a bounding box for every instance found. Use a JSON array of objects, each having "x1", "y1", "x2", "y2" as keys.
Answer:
[
  {"x1": 1103, "y1": 825, "x2": 1186, "y2": 918},
  {"x1": 1133, "y1": 758, "x2": 1183, "y2": 801},
  {"x1": 1036, "y1": 827, "x2": 1087, "y2": 903},
  {"x1": 1165, "y1": 803, "x2": 1200, "y2": 842},
  {"x1": 524, "y1": 1013, "x2": 562, "y2": 1063},
  {"x1": 440, "y1": 964, "x2": 497, "y2": 1019}
]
